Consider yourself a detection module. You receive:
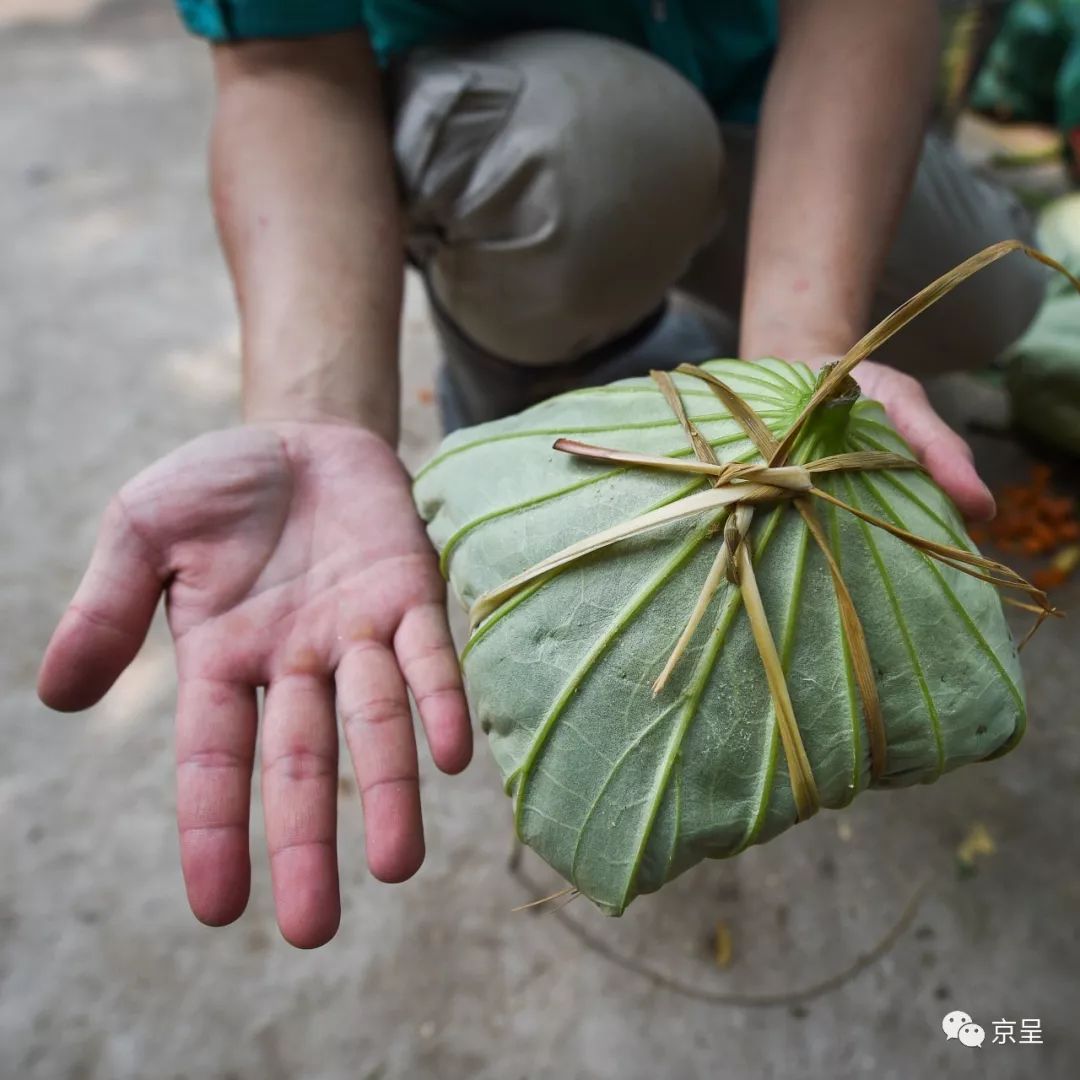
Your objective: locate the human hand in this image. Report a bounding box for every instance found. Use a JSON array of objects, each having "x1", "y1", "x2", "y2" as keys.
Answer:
[
  {"x1": 38, "y1": 422, "x2": 471, "y2": 947},
  {"x1": 806, "y1": 356, "x2": 995, "y2": 522}
]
